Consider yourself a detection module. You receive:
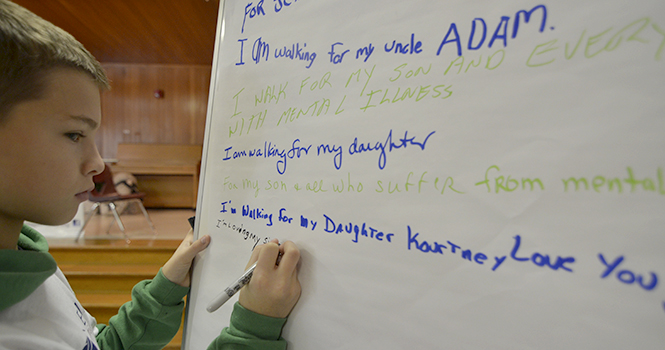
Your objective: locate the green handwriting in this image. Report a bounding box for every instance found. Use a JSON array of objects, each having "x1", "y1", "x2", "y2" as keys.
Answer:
[
  {"x1": 444, "y1": 50, "x2": 506, "y2": 75},
  {"x1": 527, "y1": 17, "x2": 665, "y2": 67},
  {"x1": 360, "y1": 84, "x2": 453, "y2": 112},
  {"x1": 475, "y1": 165, "x2": 545, "y2": 193},
  {"x1": 228, "y1": 109, "x2": 267, "y2": 138},
  {"x1": 218, "y1": 167, "x2": 663, "y2": 198},
  {"x1": 562, "y1": 167, "x2": 665, "y2": 194},
  {"x1": 345, "y1": 65, "x2": 376, "y2": 97},
  {"x1": 276, "y1": 96, "x2": 346, "y2": 126},
  {"x1": 390, "y1": 63, "x2": 432, "y2": 82},
  {"x1": 255, "y1": 82, "x2": 288, "y2": 105}
]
